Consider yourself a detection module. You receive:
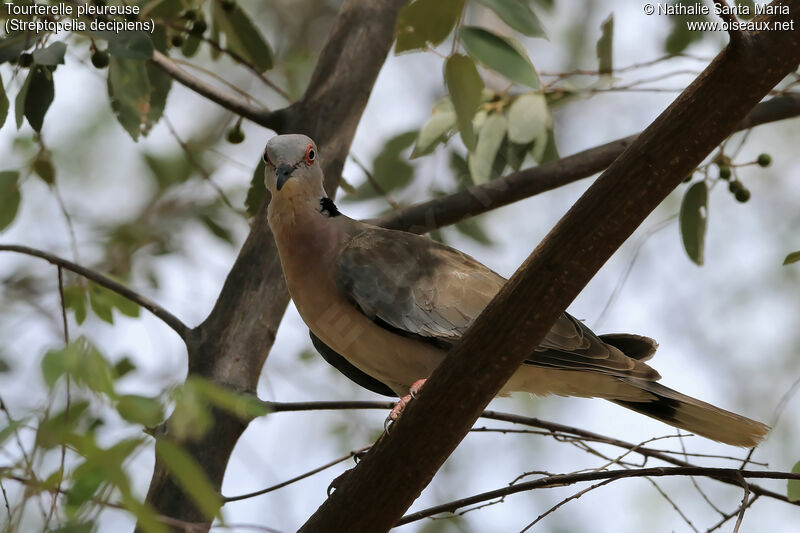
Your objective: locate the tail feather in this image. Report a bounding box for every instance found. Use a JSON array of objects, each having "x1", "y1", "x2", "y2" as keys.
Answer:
[{"x1": 613, "y1": 378, "x2": 769, "y2": 447}]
